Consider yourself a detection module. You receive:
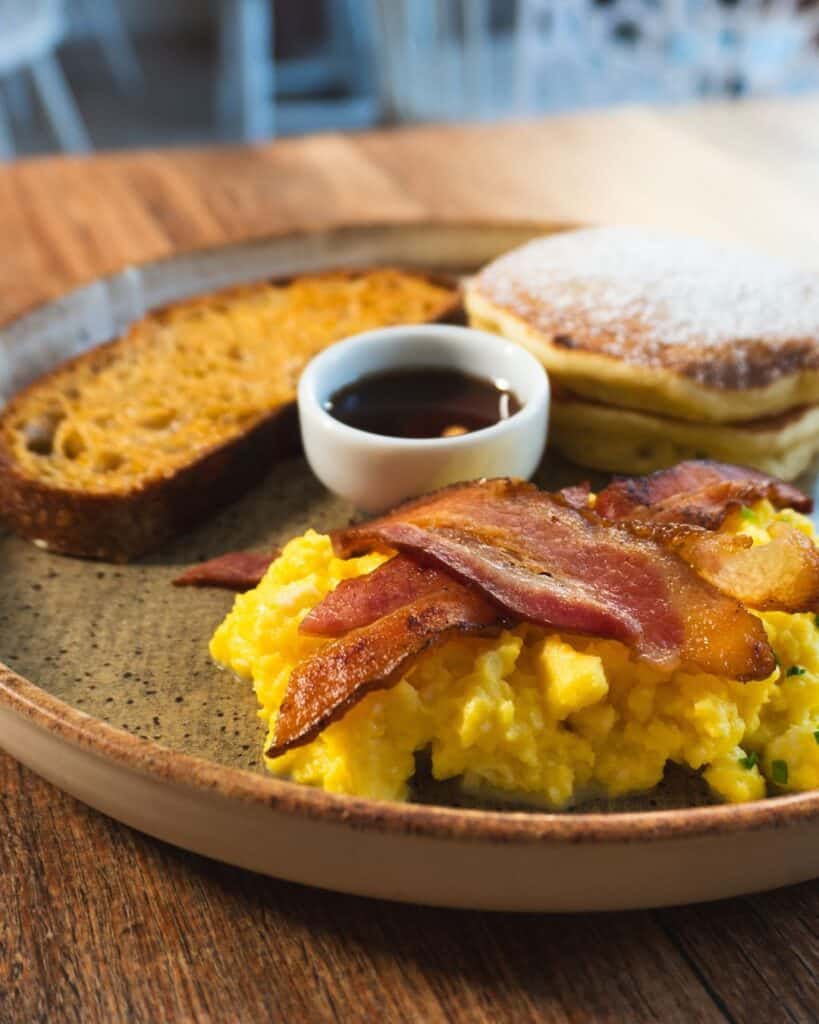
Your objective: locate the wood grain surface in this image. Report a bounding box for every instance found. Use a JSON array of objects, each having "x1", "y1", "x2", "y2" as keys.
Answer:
[{"x1": 2, "y1": 97, "x2": 819, "y2": 1023}]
